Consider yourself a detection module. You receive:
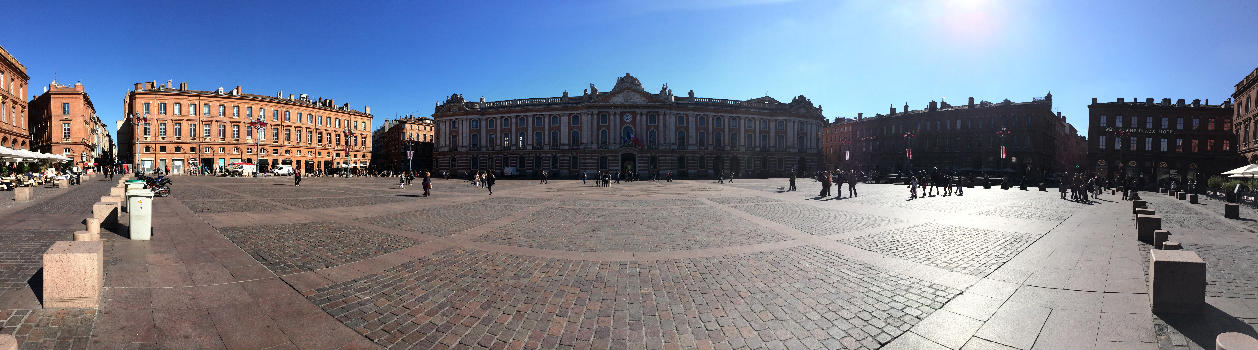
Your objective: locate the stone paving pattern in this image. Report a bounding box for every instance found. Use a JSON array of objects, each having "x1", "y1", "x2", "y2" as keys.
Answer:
[
  {"x1": 220, "y1": 222, "x2": 420, "y2": 275},
  {"x1": 477, "y1": 206, "x2": 790, "y2": 252},
  {"x1": 0, "y1": 175, "x2": 1255, "y2": 350},
  {"x1": 308, "y1": 247, "x2": 958, "y2": 350},
  {"x1": 842, "y1": 223, "x2": 1041, "y2": 276}
]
